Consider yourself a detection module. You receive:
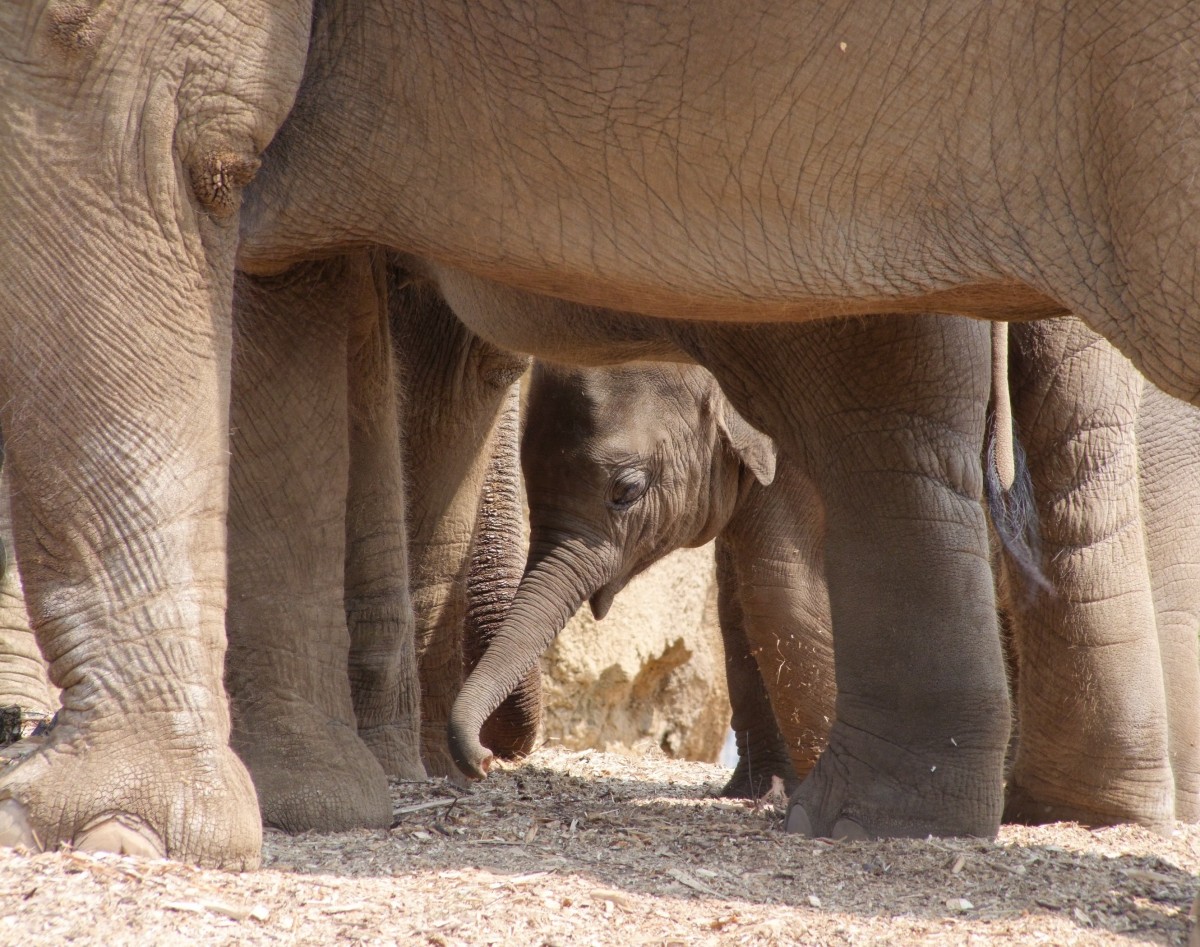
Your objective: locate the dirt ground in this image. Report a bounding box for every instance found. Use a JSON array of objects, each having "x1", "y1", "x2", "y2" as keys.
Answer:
[{"x1": 0, "y1": 745, "x2": 1197, "y2": 946}]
